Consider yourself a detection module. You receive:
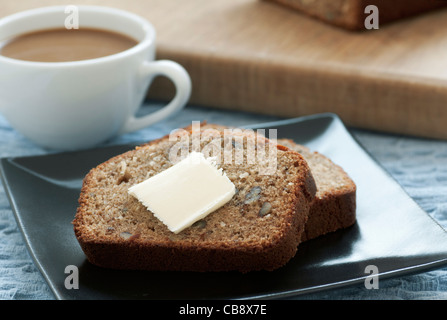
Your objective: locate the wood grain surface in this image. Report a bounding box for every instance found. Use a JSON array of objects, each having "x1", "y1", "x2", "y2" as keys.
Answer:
[{"x1": 2, "y1": 0, "x2": 447, "y2": 139}]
